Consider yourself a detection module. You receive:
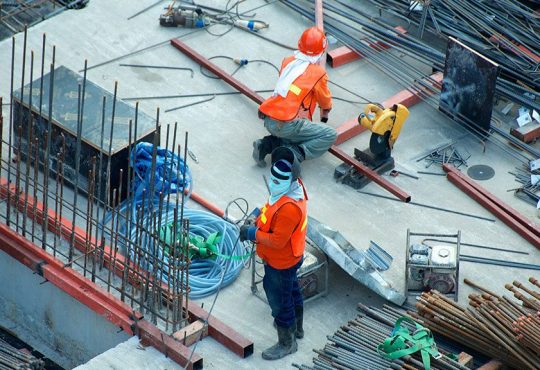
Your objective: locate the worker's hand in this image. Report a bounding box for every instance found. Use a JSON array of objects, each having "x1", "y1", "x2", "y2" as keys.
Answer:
[
  {"x1": 244, "y1": 208, "x2": 261, "y2": 226},
  {"x1": 239, "y1": 225, "x2": 257, "y2": 242},
  {"x1": 321, "y1": 108, "x2": 331, "y2": 123}
]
